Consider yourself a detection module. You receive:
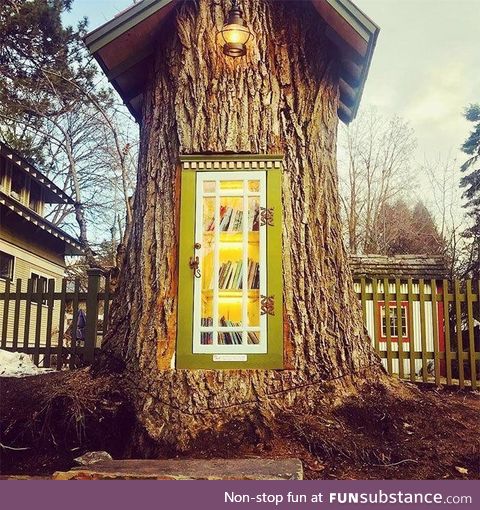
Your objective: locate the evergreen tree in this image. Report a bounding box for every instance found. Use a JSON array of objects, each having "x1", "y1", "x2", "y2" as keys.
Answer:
[
  {"x1": 460, "y1": 104, "x2": 480, "y2": 278},
  {"x1": 0, "y1": 0, "x2": 96, "y2": 161},
  {"x1": 0, "y1": 1, "x2": 137, "y2": 260}
]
